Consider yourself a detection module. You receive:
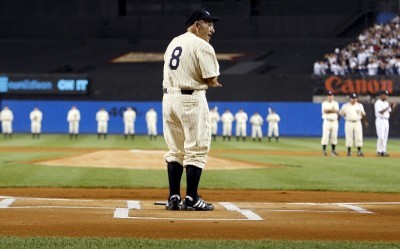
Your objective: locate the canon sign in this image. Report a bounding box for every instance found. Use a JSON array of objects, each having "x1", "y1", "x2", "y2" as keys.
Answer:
[{"x1": 313, "y1": 75, "x2": 400, "y2": 96}]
